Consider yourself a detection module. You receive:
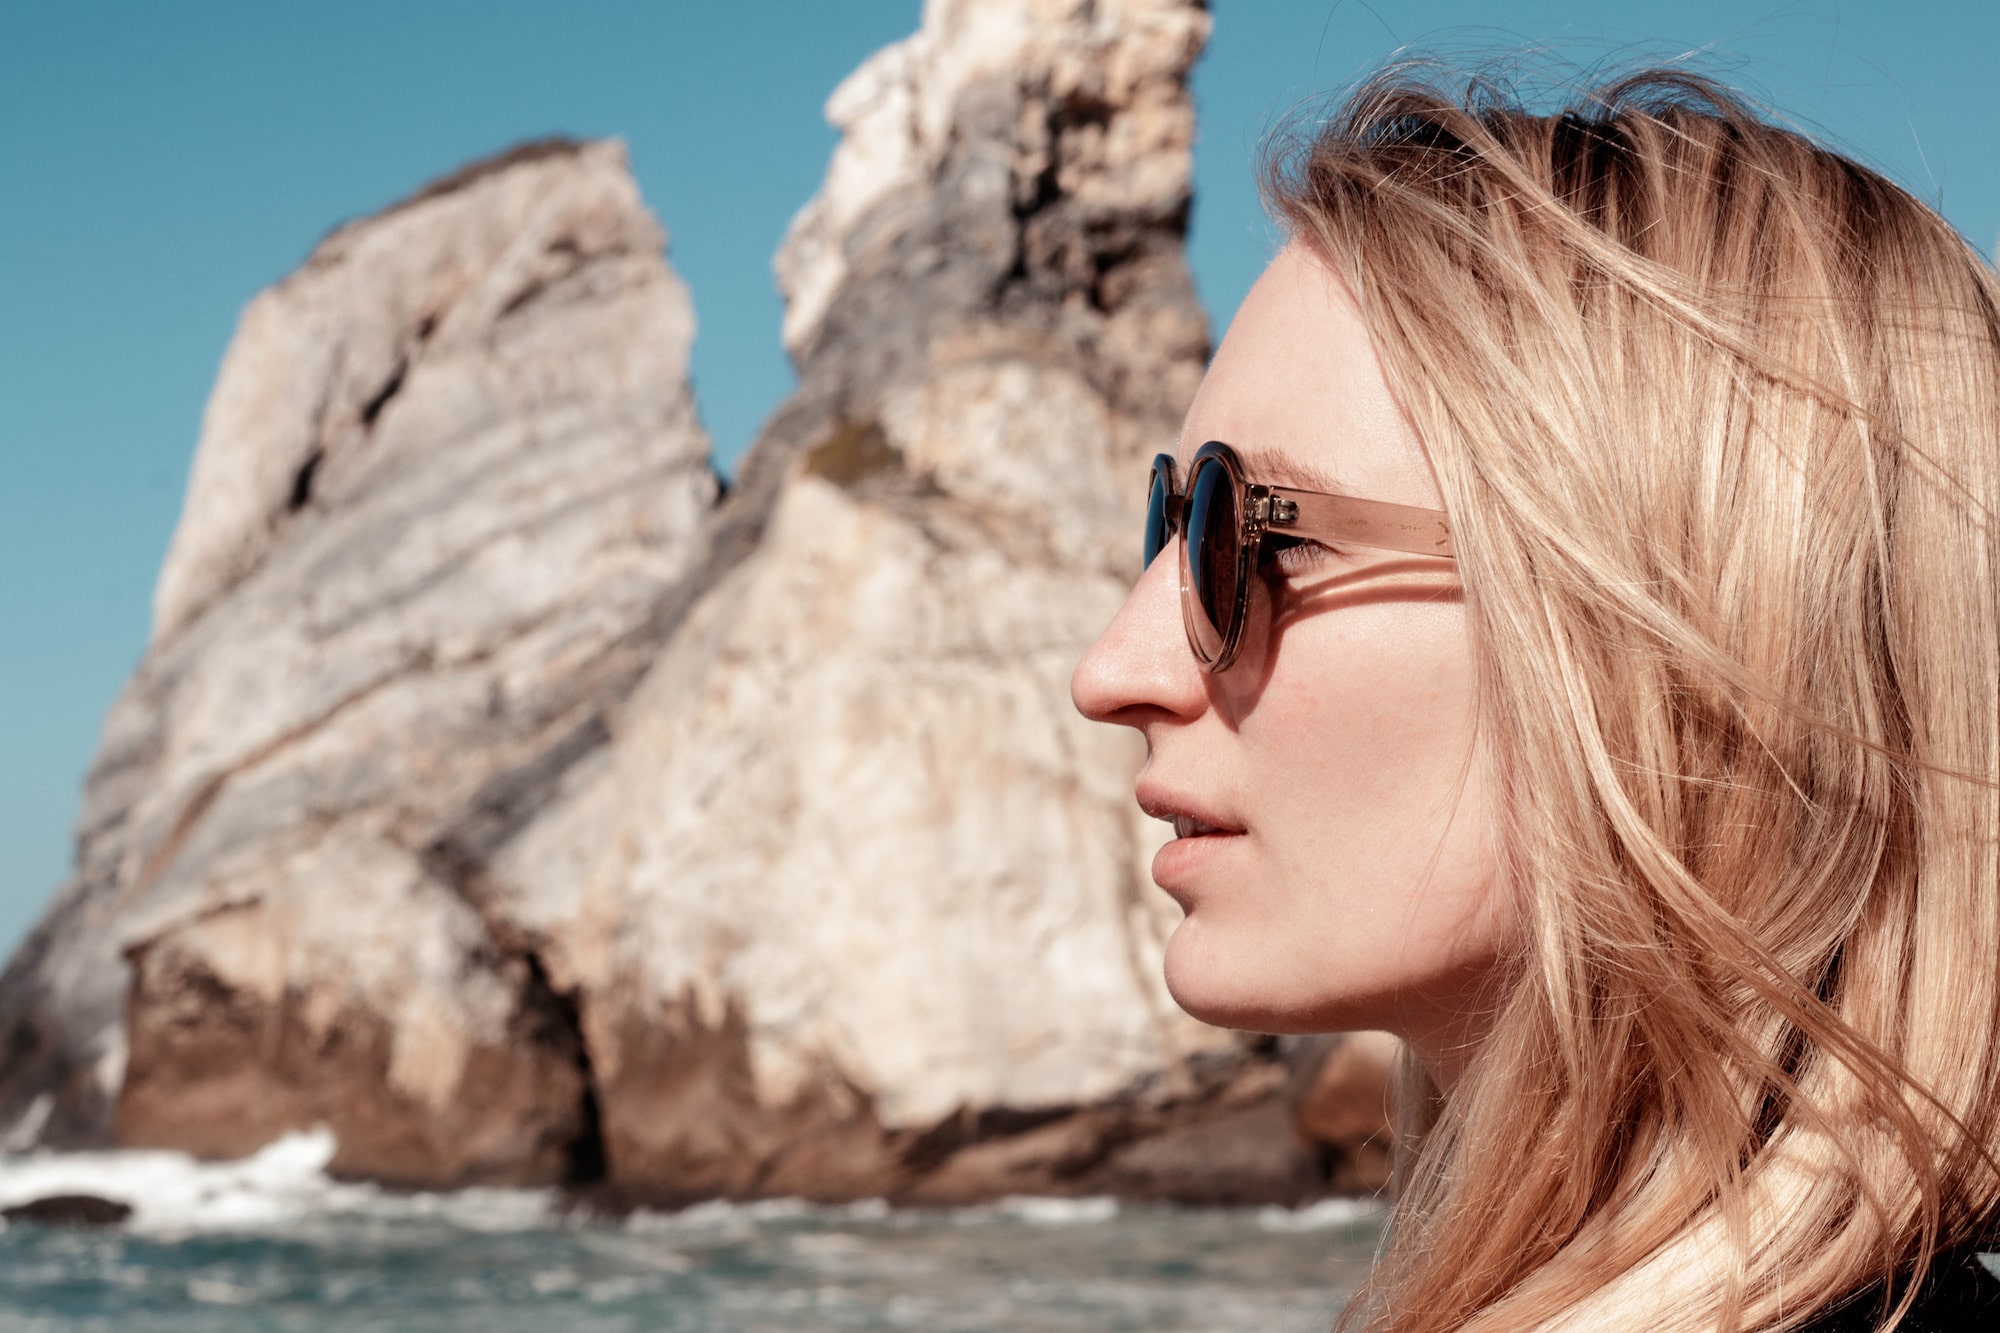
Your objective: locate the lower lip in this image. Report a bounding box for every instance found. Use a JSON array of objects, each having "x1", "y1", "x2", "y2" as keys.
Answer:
[{"x1": 1151, "y1": 830, "x2": 1245, "y2": 891}]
